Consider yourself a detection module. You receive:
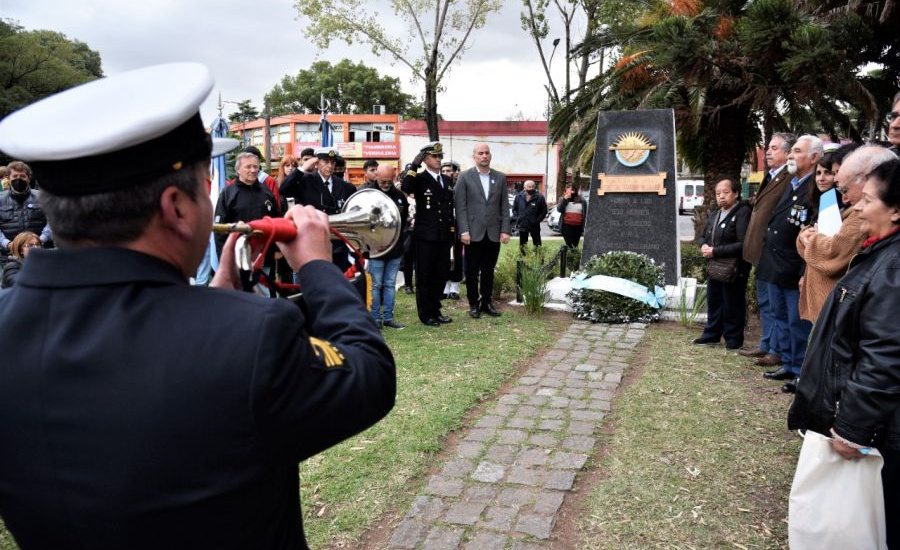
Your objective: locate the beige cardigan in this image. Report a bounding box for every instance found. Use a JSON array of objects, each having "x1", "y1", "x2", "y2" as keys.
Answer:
[{"x1": 796, "y1": 208, "x2": 865, "y2": 323}]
